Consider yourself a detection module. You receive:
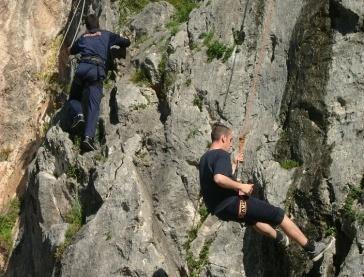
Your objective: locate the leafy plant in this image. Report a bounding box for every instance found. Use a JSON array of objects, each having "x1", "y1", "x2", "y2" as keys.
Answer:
[
  {"x1": 55, "y1": 198, "x2": 83, "y2": 259},
  {"x1": 131, "y1": 68, "x2": 151, "y2": 86},
  {"x1": 0, "y1": 198, "x2": 20, "y2": 256},
  {"x1": 198, "y1": 205, "x2": 209, "y2": 222},
  {"x1": 341, "y1": 184, "x2": 364, "y2": 224},
  {"x1": 117, "y1": 0, "x2": 151, "y2": 29},
  {"x1": 193, "y1": 95, "x2": 204, "y2": 112},
  {"x1": 200, "y1": 32, "x2": 214, "y2": 46},
  {"x1": 280, "y1": 159, "x2": 300, "y2": 170},
  {"x1": 207, "y1": 41, "x2": 231, "y2": 61},
  {"x1": 66, "y1": 164, "x2": 84, "y2": 183}
]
